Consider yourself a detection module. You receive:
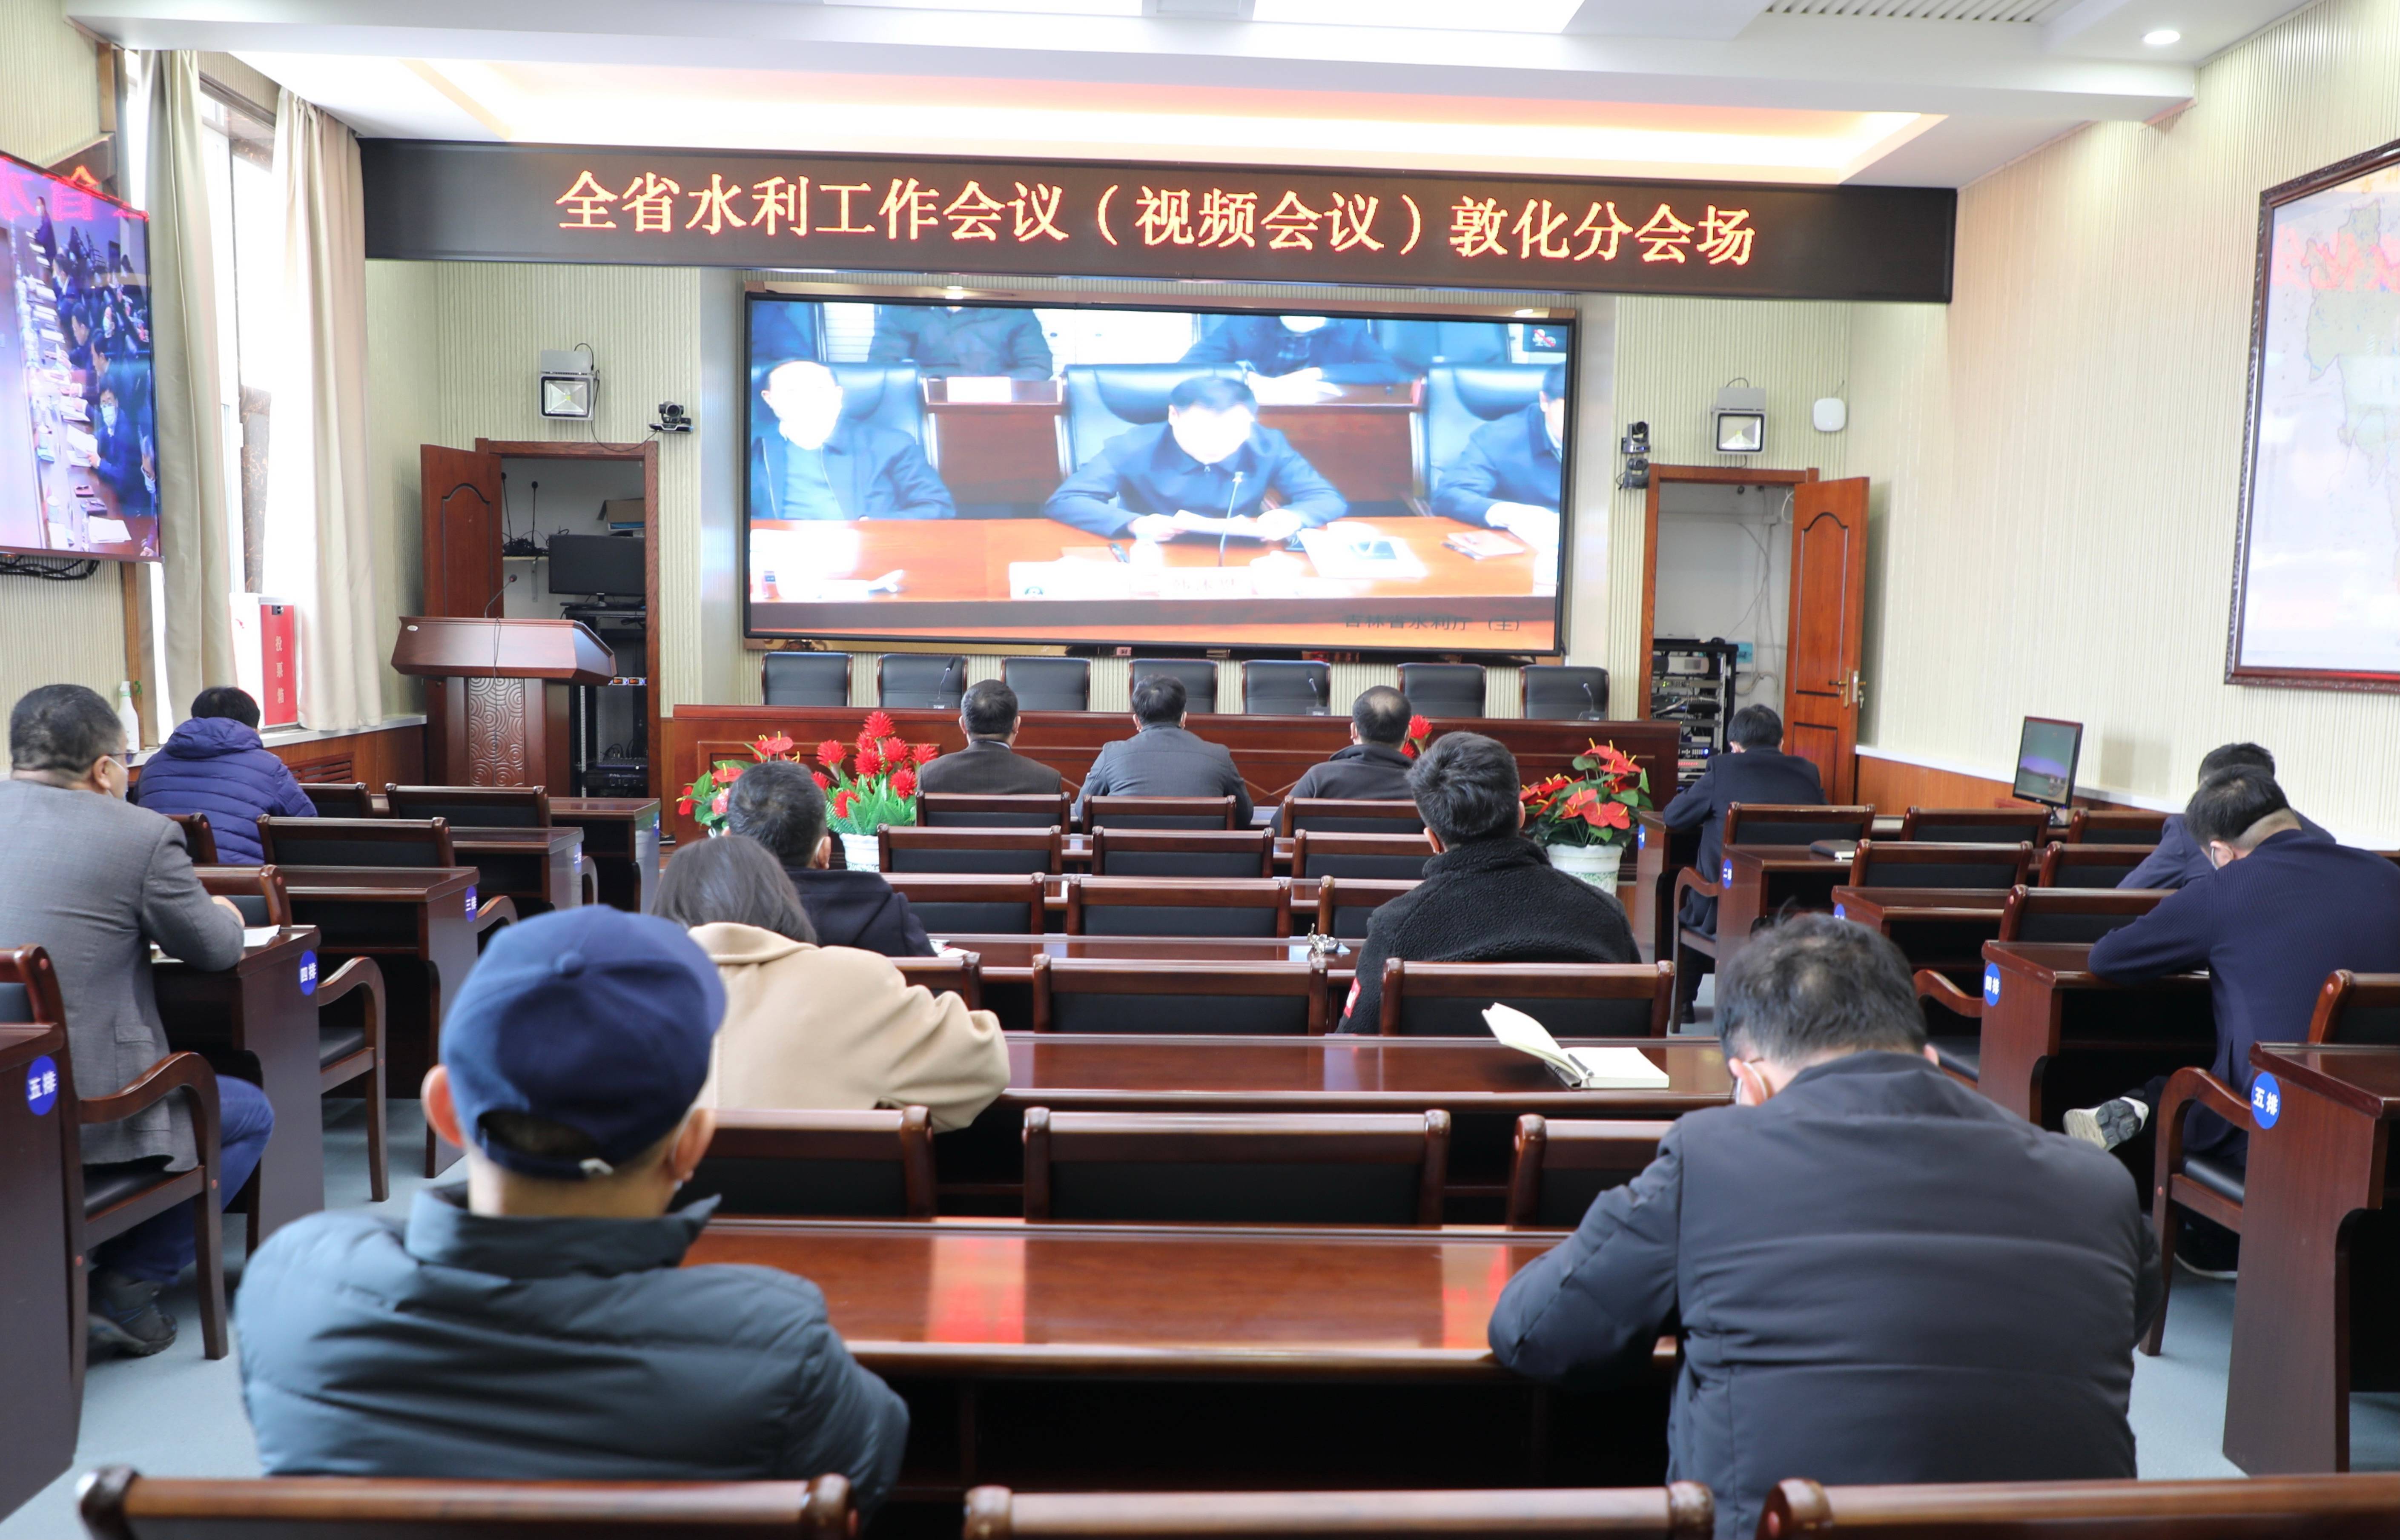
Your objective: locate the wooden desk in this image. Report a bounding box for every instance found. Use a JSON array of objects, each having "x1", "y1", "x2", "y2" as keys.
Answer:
[
  {"x1": 686, "y1": 1218, "x2": 1669, "y2": 1502},
  {"x1": 550, "y1": 797, "x2": 661, "y2": 912},
  {"x1": 0, "y1": 1024, "x2": 75, "y2": 1519},
  {"x1": 921, "y1": 379, "x2": 1067, "y2": 508},
  {"x1": 153, "y1": 926, "x2": 326, "y2": 1243},
  {"x1": 1257, "y1": 381, "x2": 1422, "y2": 505},
  {"x1": 277, "y1": 866, "x2": 482, "y2": 1173},
  {"x1": 746, "y1": 515, "x2": 1549, "y2": 647},
  {"x1": 1713, "y1": 846, "x2": 1847, "y2": 973},
  {"x1": 449, "y1": 825, "x2": 583, "y2": 915},
  {"x1": 1977, "y1": 942, "x2": 2214, "y2": 1130},
  {"x1": 931, "y1": 934, "x2": 1352, "y2": 1033},
  {"x1": 2223, "y1": 1044, "x2": 2400, "y2": 1475},
  {"x1": 668, "y1": 709, "x2": 1679, "y2": 848},
  {"x1": 1830, "y1": 887, "x2": 2009, "y2": 986}
]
